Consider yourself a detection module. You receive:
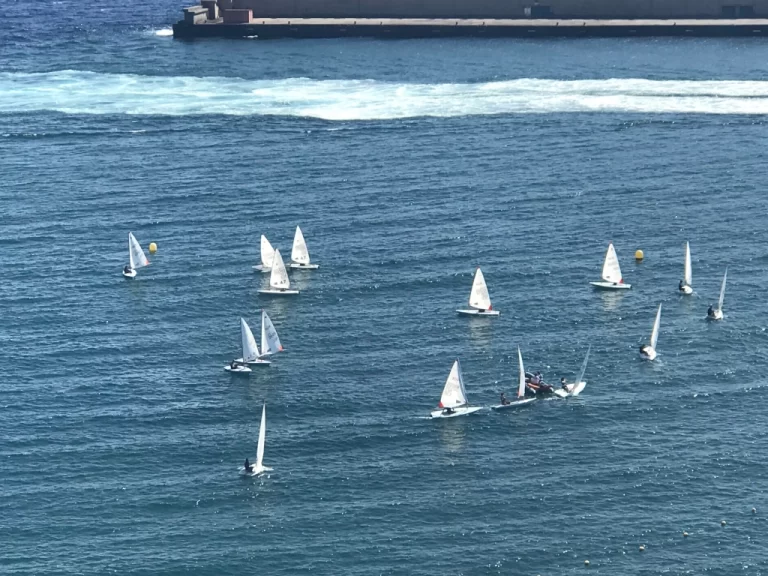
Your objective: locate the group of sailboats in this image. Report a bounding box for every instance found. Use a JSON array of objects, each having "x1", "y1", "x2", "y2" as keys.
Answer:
[
  {"x1": 254, "y1": 226, "x2": 318, "y2": 296},
  {"x1": 225, "y1": 311, "x2": 284, "y2": 374},
  {"x1": 431, "y1": 346, "x2": 589, "y2": 418}
]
